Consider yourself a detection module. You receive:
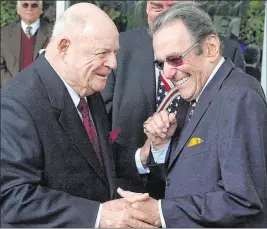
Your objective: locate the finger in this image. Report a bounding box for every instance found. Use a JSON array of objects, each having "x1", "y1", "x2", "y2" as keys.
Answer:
[
  {"x1": 169, "y1": 113, "x2": 177, "y2": 125},
  {"x1": 117, "y1": 187, "x2": 141, "y2": 198},
  {"x1": 160, "y1": 110, "x2": 170, "y2": 128},
  {"x1": 124, "y1": 193, "x2": 150, "y2": 204},
  {"x1": 148, "y1": 115, "x2": 168, "y2": 138},
  {"x1": 153, "y1": 112, "x2": 169, "y2": 132},
  {"x1": 130, "y1": 208, "x2": 159, "y2": 227},
  {"x1": 127, "y1": 217, "x2": 156, "y2": 228}
]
